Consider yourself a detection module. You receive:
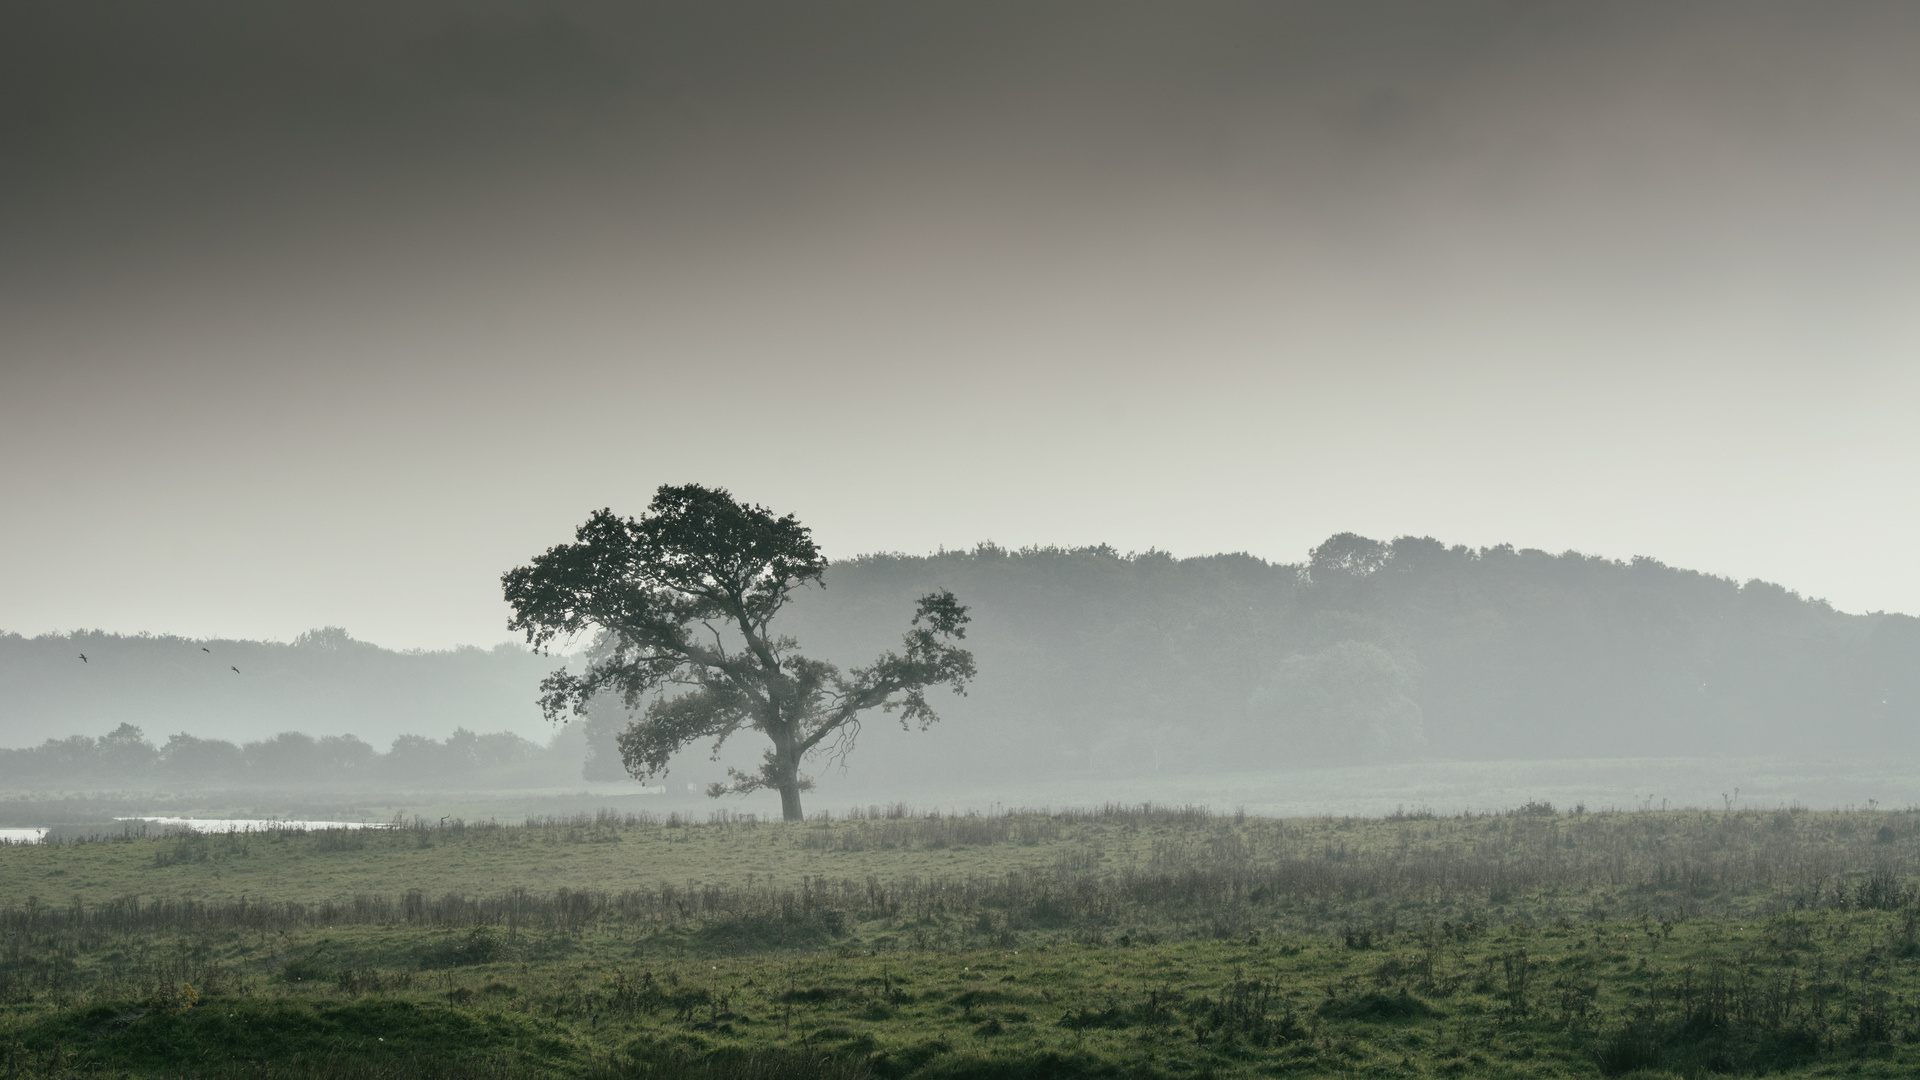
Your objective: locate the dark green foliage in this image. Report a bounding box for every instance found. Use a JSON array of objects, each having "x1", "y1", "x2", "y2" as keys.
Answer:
[
  {"x1": 1591, "y1": 966, "x2": 1829, "y2": 1076},
  {"x1": 1317, "y1": 989, "x2": 1436, "y2": 1022},
  {"x1": 278, "y1": 950, "x2": 336, "y2": 984},
  {"x1": 689, "y1": 909, "x2": 851, "y2": 954},
  {"x1": 1055, "y1": 1002, "x2": 1132, "y2": 1031},
  {"x1": 8, "y1": 997, "x2": 569, "y2": 1076},
  {"x1": 417, "y1": 928, "x2": 502, "y2": 969},
  {"x1": 904, "y1": 1050, "x2": 1122, "y2": 1080},
  {"x1": 503, "y1": 485, "x2": 974, "y2": 821},
  {"x1": 1188, "y1": 976, "x2": 1304, "y2": 1044},
  {"x1": 622, "y1": 1047, "x2": 875, "y2": 1080}
]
